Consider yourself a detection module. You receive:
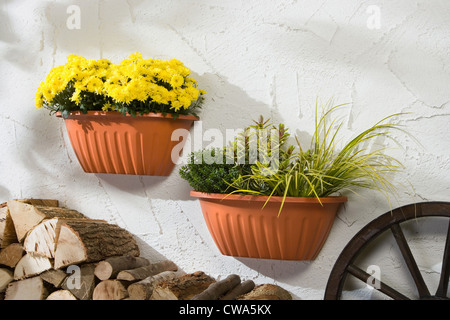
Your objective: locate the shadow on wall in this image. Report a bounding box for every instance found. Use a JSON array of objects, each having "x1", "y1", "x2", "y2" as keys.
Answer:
[
  {"x1": 236, "y1": 255, "x2": 314, "y2": 281},
  {"x1": 91, "y1": 72, "x2": 284, "y2": 201},
  {"x1": 13, "y1": 0, "x2": 200, "y2": 64},
  {"x1": 133, "y1": 236, "x2": 179, "y2": 266},
  {"x1": 0, "y1": 185, "x2": 11, "y2": 203},
  {"x1": 0, "y1": 0, "x2": 14, "y2": 43}
]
